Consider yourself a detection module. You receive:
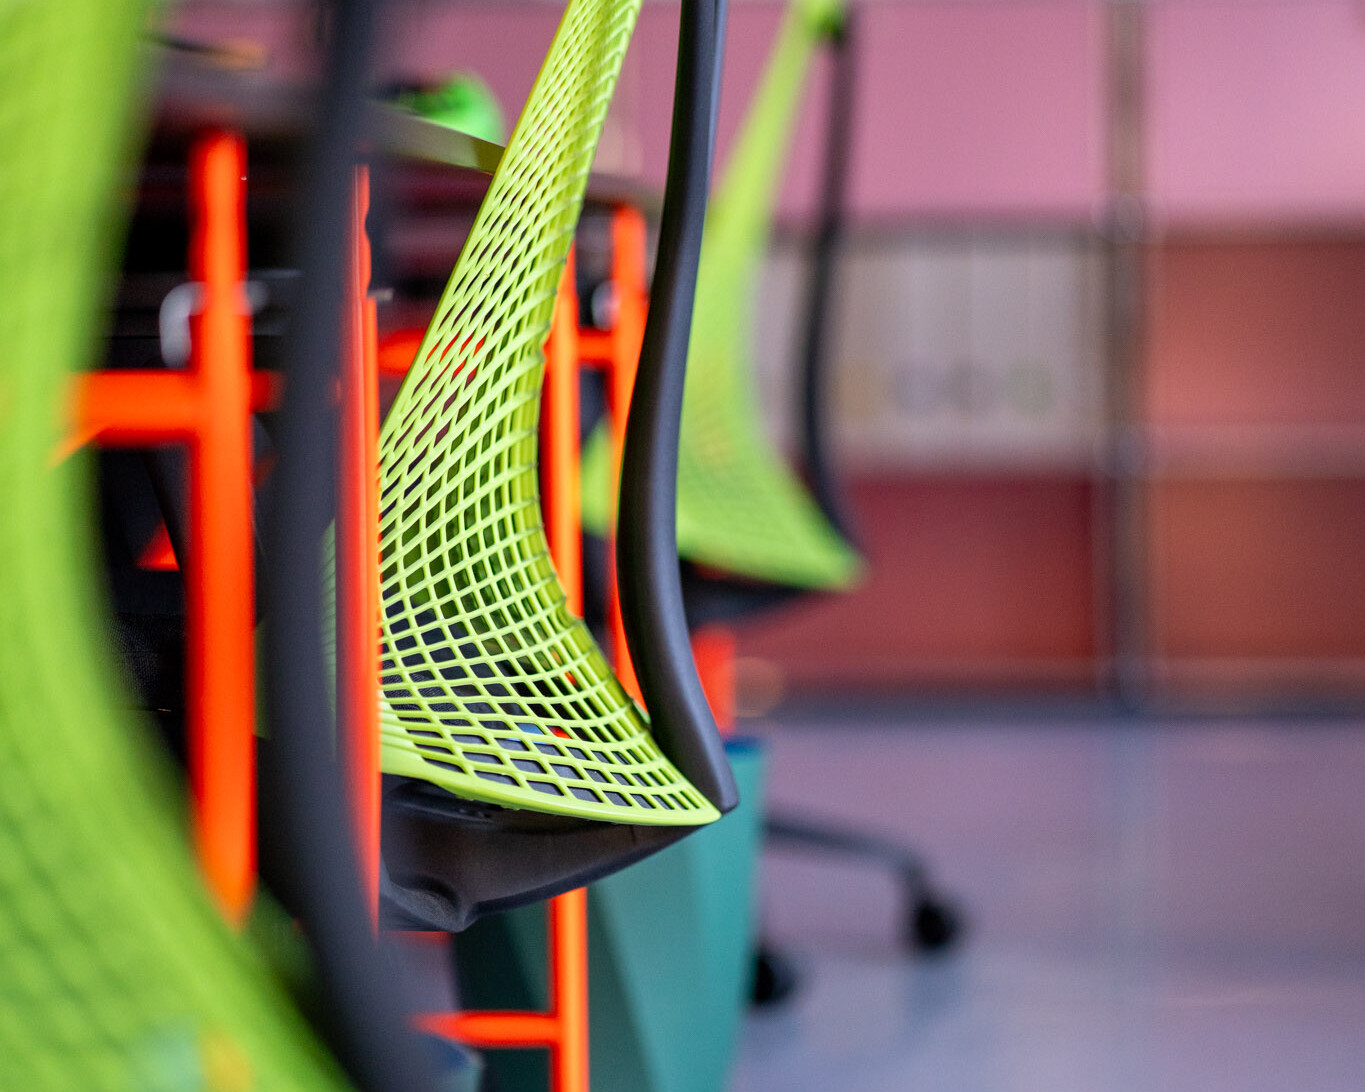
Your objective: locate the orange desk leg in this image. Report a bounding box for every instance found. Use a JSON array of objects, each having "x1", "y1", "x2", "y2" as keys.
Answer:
[
  {"x1": 603, "y1": 206, "x2": 648, "y2": 701},
  {"x1": 418, "y1": 261, "x2": 591, "y2": 1092},
  {"x1": 339, "y1": 165, "x2": 382, "y2": 923},
  {"x1": 541, "y1": 259, "x2": 591, "y2": 1092},
  {"x1": 547, "y1": 886, "x2": 590, "y2": 1092},
  {"x1": 186, "y1": 130, "x2": 256, "y2": 924}
]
